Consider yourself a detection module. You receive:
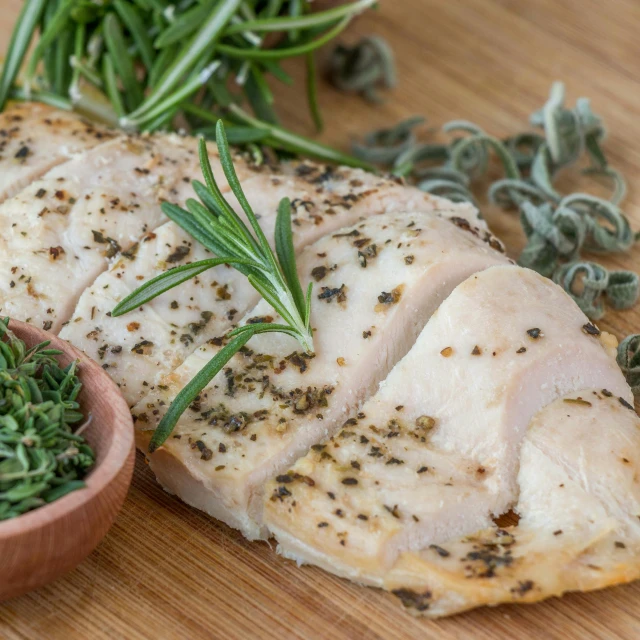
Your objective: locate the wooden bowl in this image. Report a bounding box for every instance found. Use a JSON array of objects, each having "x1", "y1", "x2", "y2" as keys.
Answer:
[{"x1": 0, "y1": 319, "x2": 135, "y2": 600}]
